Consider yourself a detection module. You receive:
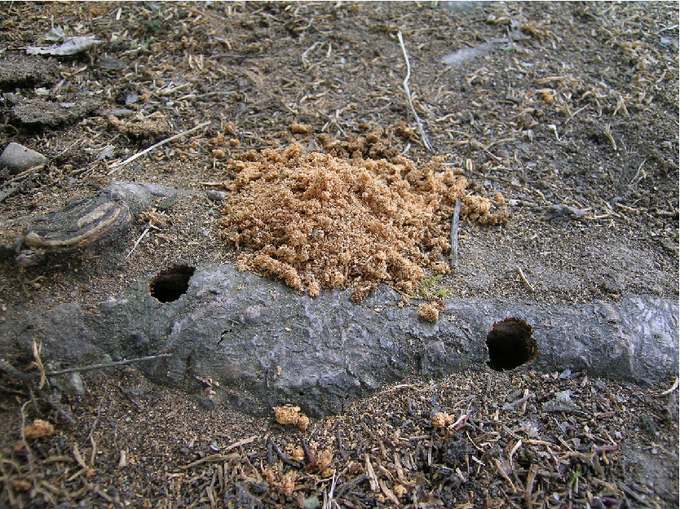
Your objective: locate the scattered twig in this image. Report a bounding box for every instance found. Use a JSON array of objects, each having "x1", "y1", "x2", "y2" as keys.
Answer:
[
  {"x1": 450, "y1": 199, "x2": 462, "y2": 268},
  {"x1": 379, "y1": 478, "x2": 401, "y2": 506},
  {"x1": 364, "y1": 453, "x2": 379, "y2": 492},
  {"x1": 301, "y1": 437, "x2": 315, "y2": 466},
  {"x1": 178, "y1": 91, "x2": 238, "y2": 101},
  {"x1": 0, "y1": 360, "x2": 77, "y2": 425},
  {"x1": 222, "y1": 436, "x2": 257, "y2": 453},
  {"x1": 325, "y1": 470, "x2": 338, "y2": 509},
  {"x1": 525, "y1": 463, "x2": 538, "y2": 509},
  {"x1": 603, "y1": 124, "x2": 617, "y2": 151},
  {"x1": 125, "y1": 225, "x2": 151, "y2": 260},
  {"x1": 269, "y1": 438, "x2": 302, "y2": 468},
  {"x1": 334, "y1": 473, "x2": 368, "y2": 499},
  {"x1": 659, "y1": 377, "x2": 679, "y2": 396},
  {"x1": 517, "y1": 266, "x2": 535, "y2": 292},
  {"x1": 619, "y1": 482, "x2": 651, "y2": 505},
  {"x1": 31, "y1": 337, "x2": 46, "y2": 390},
  {"x1": 108, "y1": 121, "x2": 211, "y2": 174},
  {"x1": 397, "y1": 31, "x2": 433, "y2": 152},
  {"x1": 449, "y1": 409, "x2": 473, "y2": 431},
  {"x1": 508, "y1": 439, "x2": 523, "y2": 471},
  {"x1": 45, "y1": 353, "x2": 172, "y2": 377},
  {"x1": 655, "y1": 24, "x2": 679, "y2": 34},
  {"x1": 91, "y1": 485, "x2": 115, "y2": 504},
  {"x1": 181, "y1": 453, "x2": 239, "y2": 470},
  {"x1": 593, "y1": 444, "x2": 619, "y2": 454},
  {"x1": 336, "y1": 426, "x2": 348, "y2": 460},
  {"x1": 493, "y1": 458, "x2": 517, "y2": 493},
  {"x1": 469, "y1": 139, "x2": 501, "y2": 162},
  {"x1": 6, "y1": 163, "x2": 45, "y2": 184}
]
